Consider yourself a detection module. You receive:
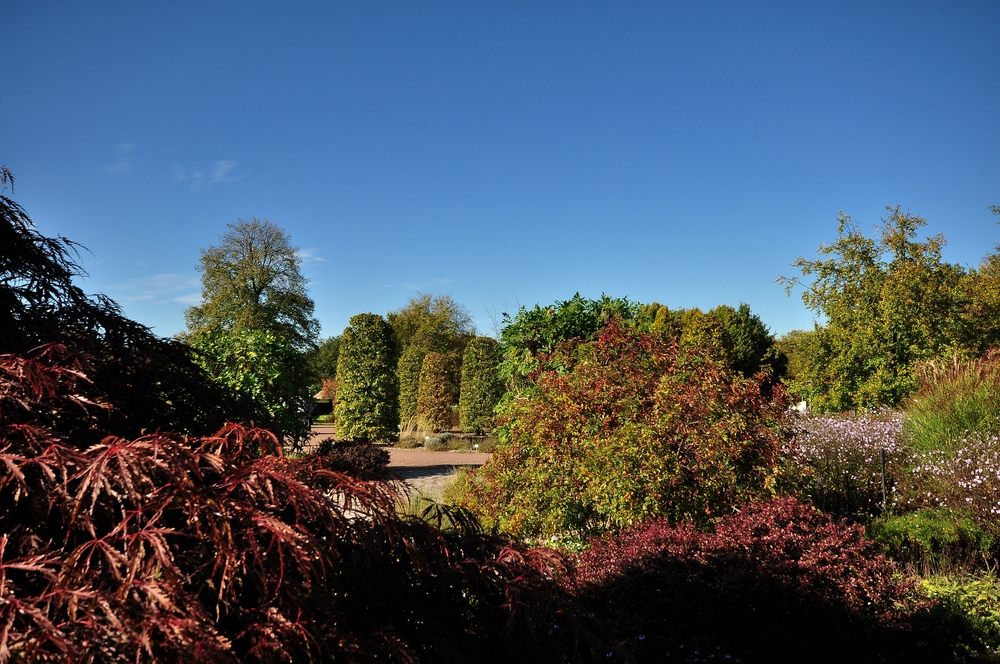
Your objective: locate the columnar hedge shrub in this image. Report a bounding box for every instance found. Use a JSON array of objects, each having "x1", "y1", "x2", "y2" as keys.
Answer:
[
  {"x1": 335, "y1": 313, "x2": 399, "y2": 442},
  {"x1": 416, "y1": 351, "x2": 455, "y2": 431},
  {"x1": 397, "y1": 343, "x2": 427, "y2": 427},
  {"x1": 456, "y1": 320, "x2": 788, "y2": 539},
  {"x1": 459, "y1": 336, "x2": 505, "y2": 433}
]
